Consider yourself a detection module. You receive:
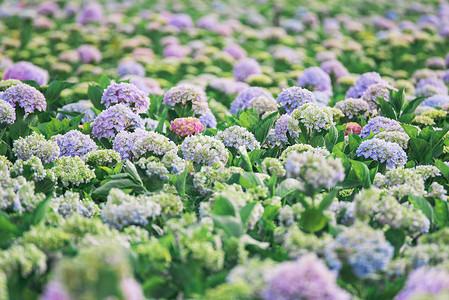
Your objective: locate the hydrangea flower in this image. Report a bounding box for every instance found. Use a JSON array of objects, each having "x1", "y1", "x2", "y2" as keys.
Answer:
[
  {"x1": 181, "y1": 135, "x2": 229, "y2": 165},
  {"x1": 76, "y1": 45, "x2": 102, "y2": 63},
  {"x1": 77, "y1": 3, "x2": 103, "y2": 25},
  {"x1": 233, "y1": 58, "x2": 262, "y2": 82},
  {"x1": 168, "y1": 13, "x2": 194, "y2": 29},
  {"x1": 248, "y1": 95, "x2": 278, "y2": 117},
  {"x1": 52, "y1": 156, "x2": 95, "y2": 187},
  {"x1": 51, "y1": 191, "x2": 98, "y2": 218},
  {"x1": 3, "y1": 62, "x2": 49, "y2": 86},
  {"x1": 162, "y1": 85, "x2": 206, "y2": 107},
  {"x1": 396, "y1": 267, "x2": 449, "y2": 300},
  {"x1": 286, "y1": 151, "x2": 344, "y2": 189},
  {"x1": 101, "y1": 83, "x2": 150, "y2": 113},
  {"x1": 0, "y1": 99, "x2": 15, "y2": 125},
  {"x1": 230, "y1": 87, "x2": 273, "y2": 114},
  {"x1": 223, "y1": 44, "x2": 247, "y2": 59},
  {"x1": 280, "y1": 144, "x2": 330, "y2": 161},
  {"x1": 375, "y1": 131, "x2": 410, "y2": 149},
  {"x1": 277, "y1": 86, "x2": 316, "y2": 113},
  {"x1": 320, "y1": 60, "x2": 349, "y2": 79},
  {"x1": 53, "y1": 130, "x2": 98, "y2": 157},
  {"x1": 84, "y1": 149, "x2": 121, "y2": 168},
  {"x1": 116, "y1": 60, "x2": 145, "y2": 77},
  {"x1": 11, "y1": 156, "x2": 47, "y2": 182},
  {"x1": 344, "y1": 122, "x2": 362, "y2": 135},
  {"x1": 170, "y1": 117, "x2": 204, "y2": 137},
  {"x1": 325, "y1": 221, "x2": 394, "y2": 278},
  {"x1": 263, "y1": 254, "x2": 350, "y2": 300},
  {"x1": 91, "y1": 104, "x2": 144, "y2": 139},
  {"x1": 3, "y1": 83, "x2": 46, "y2": 118},
  {"x1": 289, "y1": 103, "x2": 334, "y2": 132},
  {"x1": 57, "y1": 102, "x2": 96, "y2": 124},
  {"x1": 216, "y1": 125, "x2": 260, "y2": 151},
  {"x1": 261, "y1": 158, "x2": 286, "y2": 177},
  {"x1": 0, "y1": 79, "x2": 21, "y2": 91},
  {"x1": 356, "y1": 138, "x2": 407, "y2": 168},
  {"x1": 361, "y1": 82, "x2": 397, "y2": 112},
  {"x1": 359, "y1": 116, "x2": 404, "y2": 138},
  {"x1": 334, "y1": 98, "x2": 370, "y2": 119},
  {"x1": 421, "y1": 94, "x2": 449, "y2": 107},
  {"x1": 346, "y1": 72, "x2": 386, "y2": 99},
  {"x1": 13, "y1": 132, "x2": 60, "y2": 164},
  {"x1": 297, "y1": 67, "x2": 333, "y2": 96}
]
